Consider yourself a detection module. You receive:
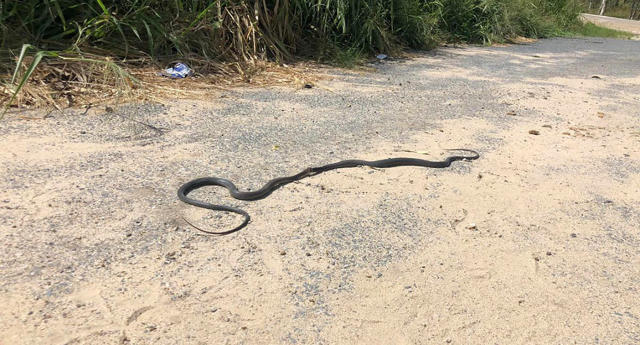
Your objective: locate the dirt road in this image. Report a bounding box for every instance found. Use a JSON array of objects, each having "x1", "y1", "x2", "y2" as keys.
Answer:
[
  {"x1": 1, "y1": 38, "x2": 639, "y2": 344},
  {"x1": 582, "y1": 13, "x2": 640, "y2": 36}
]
